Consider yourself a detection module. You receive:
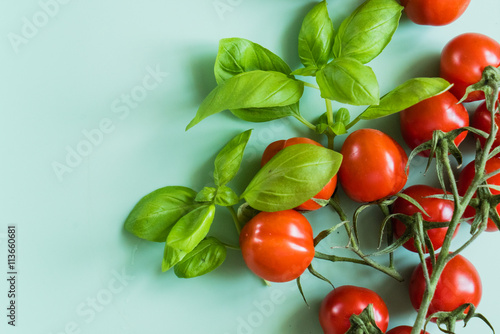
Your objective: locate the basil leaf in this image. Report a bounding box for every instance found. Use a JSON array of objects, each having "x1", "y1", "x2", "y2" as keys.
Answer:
[
  {"x1": 124, "y1": 186, "x2": 200, "y2": 242},
  {"x1": 162, "y1": 204, "x2": 216, "y2": 271},
  {"x1": 214, "y1": 186, "x2": 239, "y2": 207},
  {"x1": 242, "y1": 144, "x2": 342, "y2": 212},
  {"x1": 335, "y1": 107, "x2": 350, "y2": 124},
  {"x1": 360, "y1": 78, "x2": 452, "y2": 120},
  {"x1": 332, "y1": 0, "x2": 403, "y2": 64},
  {"x1": 230, "y1": 103, "x2": 300, "y2": 122},
  {"x1": 331, "y1": 122, "x2": 347, "y2": 135},
  {"x1": 298, "y1": 0, "x2": 335, "y2": 70},
  {"x1": 214, "y1": 129, "x2": 252, "y2": 186},
  {"x1": 195, "y1": 187, "x2": 217, "y2": 203},
  {"x1": 186, "y1": 71, "x2": 304, "y2": 129},
  {"x1": 174, "y1": 237, "x2": 227, "y2": 278},
  {"x1": 162, "y1": 246, "x2": 187, "y2": 272},
  {"x1": 316, "y1": 57, "x2": 379, "y2": 105},
  {"x1": 291, "y1": 67, "x2": 318, "y2": 77},
  {"x1": 214, "y1": 38, "x2": 291, "y2": 84},
  {"x1": 214, "y1": 38, "x2": 302, "y2": 123}
]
